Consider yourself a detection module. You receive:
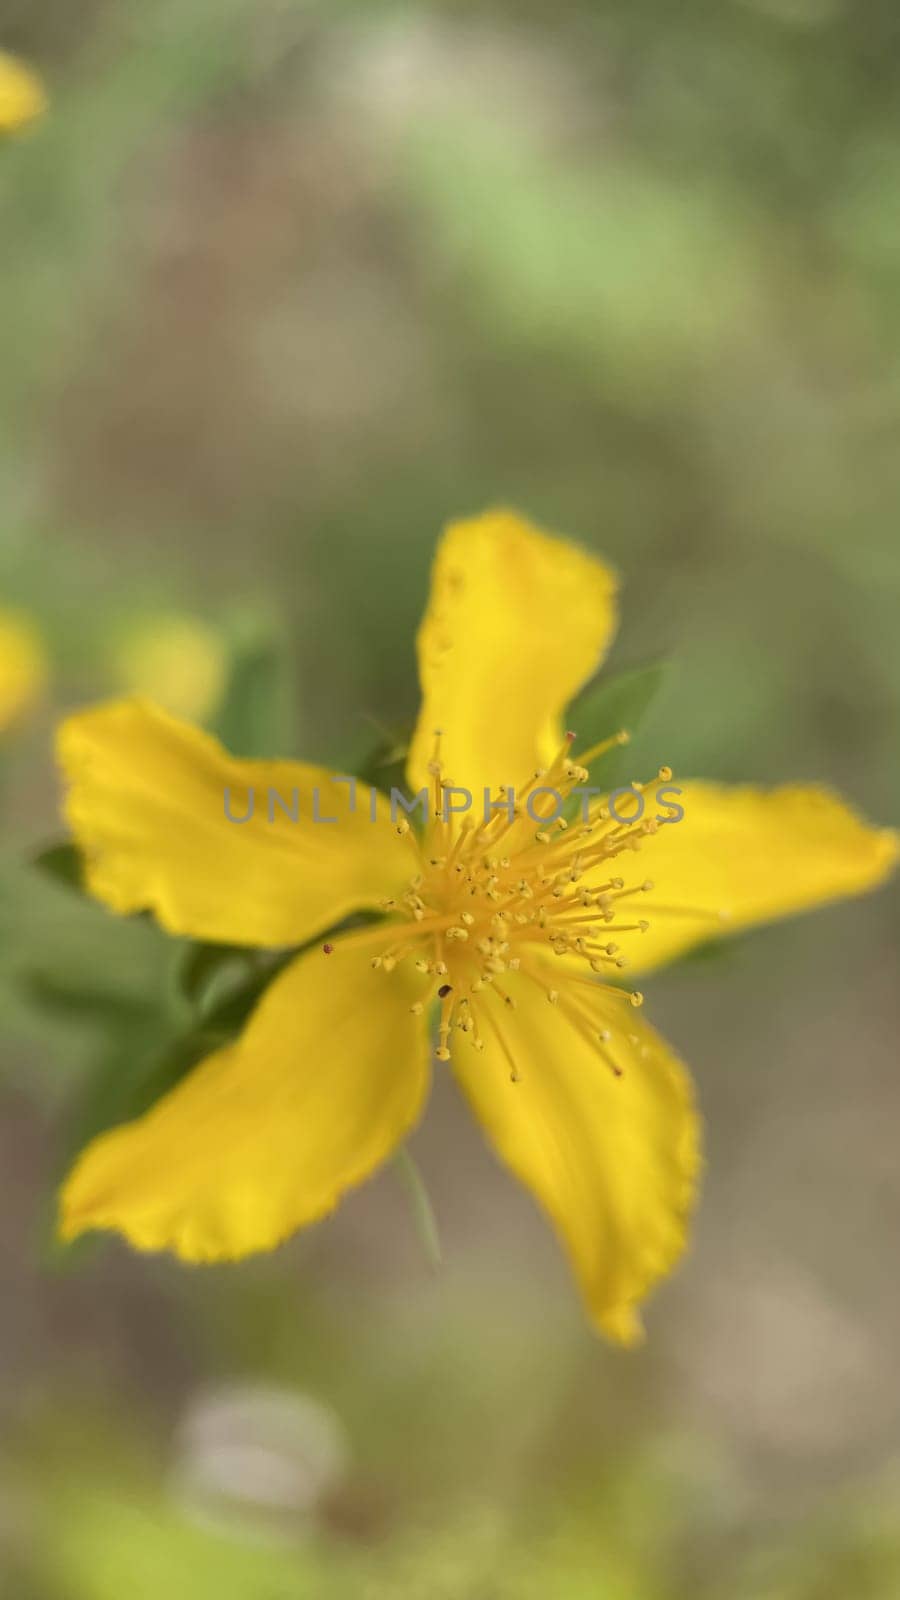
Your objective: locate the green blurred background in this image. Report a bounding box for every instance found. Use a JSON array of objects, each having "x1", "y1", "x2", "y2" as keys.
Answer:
[{"x1": 2, "y1": 1, "x2": 899, "y2": 1595}]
